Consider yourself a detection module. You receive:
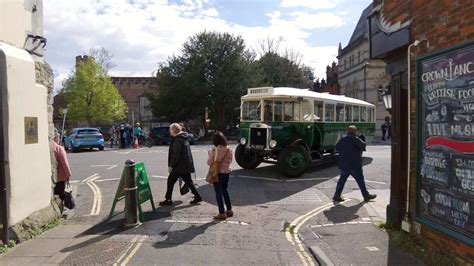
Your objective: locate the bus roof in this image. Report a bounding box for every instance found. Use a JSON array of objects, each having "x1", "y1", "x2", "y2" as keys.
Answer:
[{"x1": 241, "y1": 87, "x2": 375, "y2": 107}]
